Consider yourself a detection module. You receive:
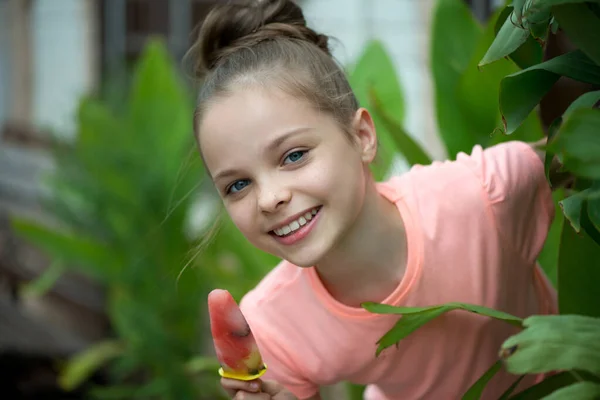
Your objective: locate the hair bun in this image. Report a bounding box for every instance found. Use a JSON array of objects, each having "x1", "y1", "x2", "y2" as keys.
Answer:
[{"x1": 190, "y1": 0, "x2": 330, "y2": 76}]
